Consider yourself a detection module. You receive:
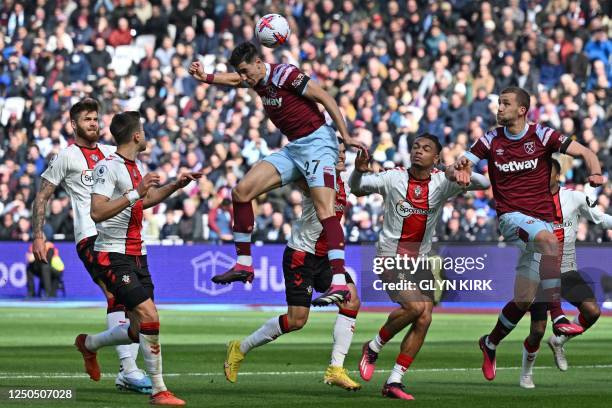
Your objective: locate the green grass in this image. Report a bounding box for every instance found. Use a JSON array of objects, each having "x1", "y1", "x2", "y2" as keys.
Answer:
[{"x1": 0, "y1": 308, "x2": 611, "y2": 407}]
